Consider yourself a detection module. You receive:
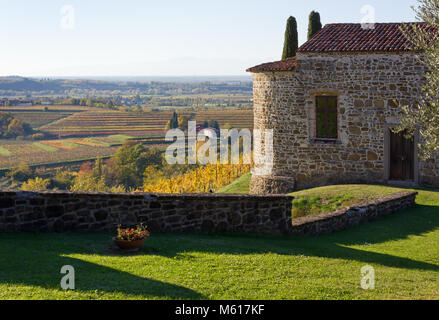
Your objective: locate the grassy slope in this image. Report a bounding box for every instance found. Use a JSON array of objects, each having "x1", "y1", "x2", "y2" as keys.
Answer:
[
  {"x1": 0, "y1": 187, "x2": 438, "y2": 300},
  {"x1": 217, "y1": 174, "x2": 412, "y2": 217},
  {"x1": 216, "y1": 173, "x2": 251, "y2": 194},
  {"x1": 290, "y1": 185, "x2": 407, "y2": 218}
]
